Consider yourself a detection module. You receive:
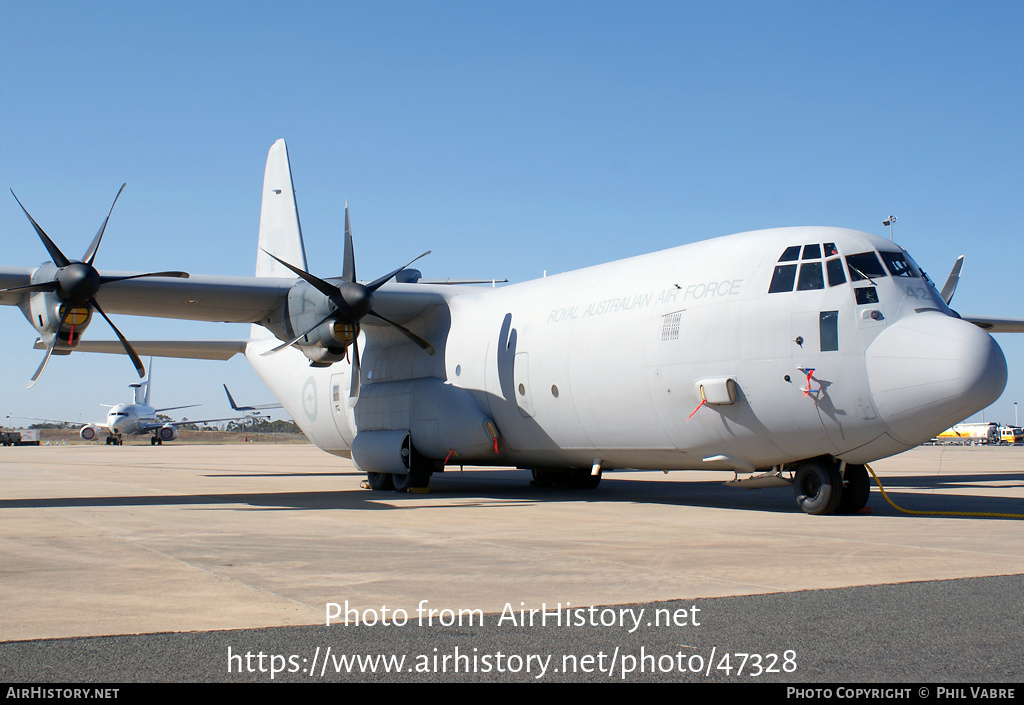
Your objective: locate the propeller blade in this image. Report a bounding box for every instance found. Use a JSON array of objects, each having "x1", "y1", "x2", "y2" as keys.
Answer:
[
  {"x1": 83, "y1": 183, "x2": 126, "y2": 265},
  {"x1": 348, "y1": 333, "x2": 361, "y2": 405},
  {"x1": 261, "y1": 249, "x2": 341, "y2": 300},
  {"x1": 27, "y1": 340, "x2": 57, "y2": 389},
  {"x1": 10, "y1": 190, "x2": 71, "y2": 267},
  {"x1": 27, "y1": 305, "x2": 71, "y2": 388},
  {"x1": 260, "y1": 310, "x2": 337, "y2": 356},
  {"x1": 367, "y1": 309, "x2": 435, "y2": 354},
  {"x1": 0, "y1": 281, "x2": 60, "y2": 295},
  {"x1": 940, "y1": 255, "x2": 964, "y2": 305},
  {"x1": 365, "y1": 251, "x2": 431, "y2": 293},
  {"x1": 89, "y1": 297, "x2": 145, "y2": 378},
  {"x1": 342, "y1": 204, "x2": 356, "y2": 284}
]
